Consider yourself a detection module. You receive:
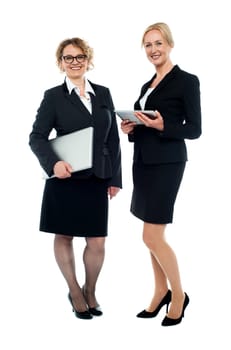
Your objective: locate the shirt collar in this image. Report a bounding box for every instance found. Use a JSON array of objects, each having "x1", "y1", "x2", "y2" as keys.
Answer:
[{"x1": 65, "y1": 76, "x2": 95, "y2": 96}]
